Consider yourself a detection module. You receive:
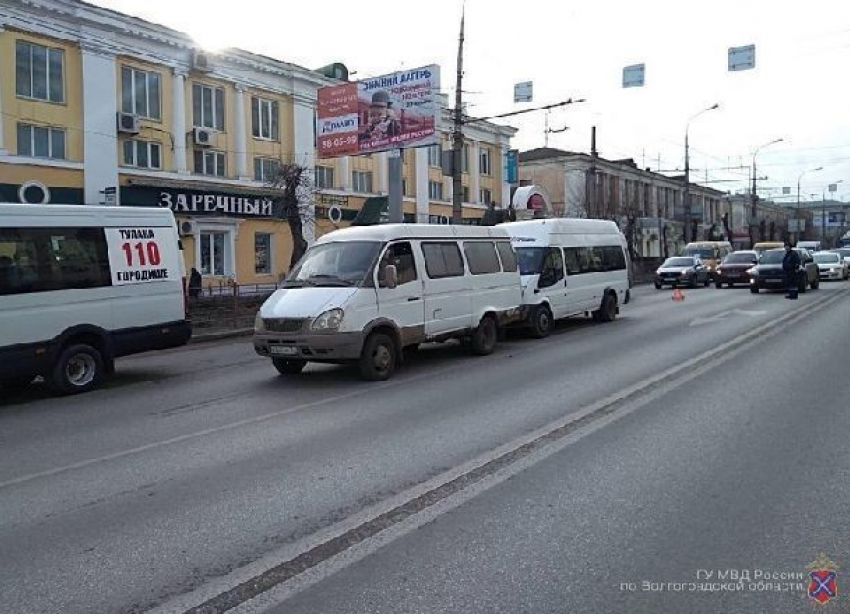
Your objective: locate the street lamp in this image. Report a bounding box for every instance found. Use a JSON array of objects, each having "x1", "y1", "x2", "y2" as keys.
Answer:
[
  {"x1": 822, "y1": 179, "x2": 843, "y2": 245},
  {"x1": 684, "y1": 103, "x2": 720, "y2": 242},
  {"x1": 796, "y1": 166, "x2": 823, "y2": 240},
  {"x1": 750, "y1": 138, "x2": 783, "y2": 221}
]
